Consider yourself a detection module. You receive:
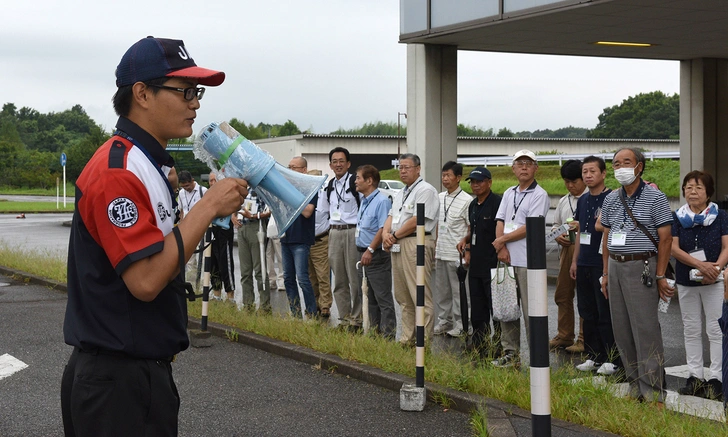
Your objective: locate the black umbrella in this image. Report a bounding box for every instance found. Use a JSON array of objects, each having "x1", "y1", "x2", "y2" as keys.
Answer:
[
  {"x1": 457, "y1": 251, "x2": 469, "y2": 334},
  {"x1": 719, "y1": 301, "x2": 728, "y2": 408}
]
